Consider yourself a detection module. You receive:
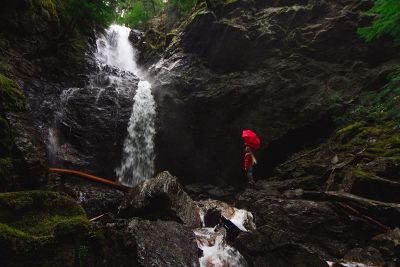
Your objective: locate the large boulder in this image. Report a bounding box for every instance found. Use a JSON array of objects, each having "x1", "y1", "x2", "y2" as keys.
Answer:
[
  {"x1": 119, "y1": 171, "x2": 201, "y2": 228},
  {"x1": 94, "y1": 218, "x2": 200, "y2": 267},
  {"x1": 0, "y1": 191, "x2": 90, "y2": 267}
]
